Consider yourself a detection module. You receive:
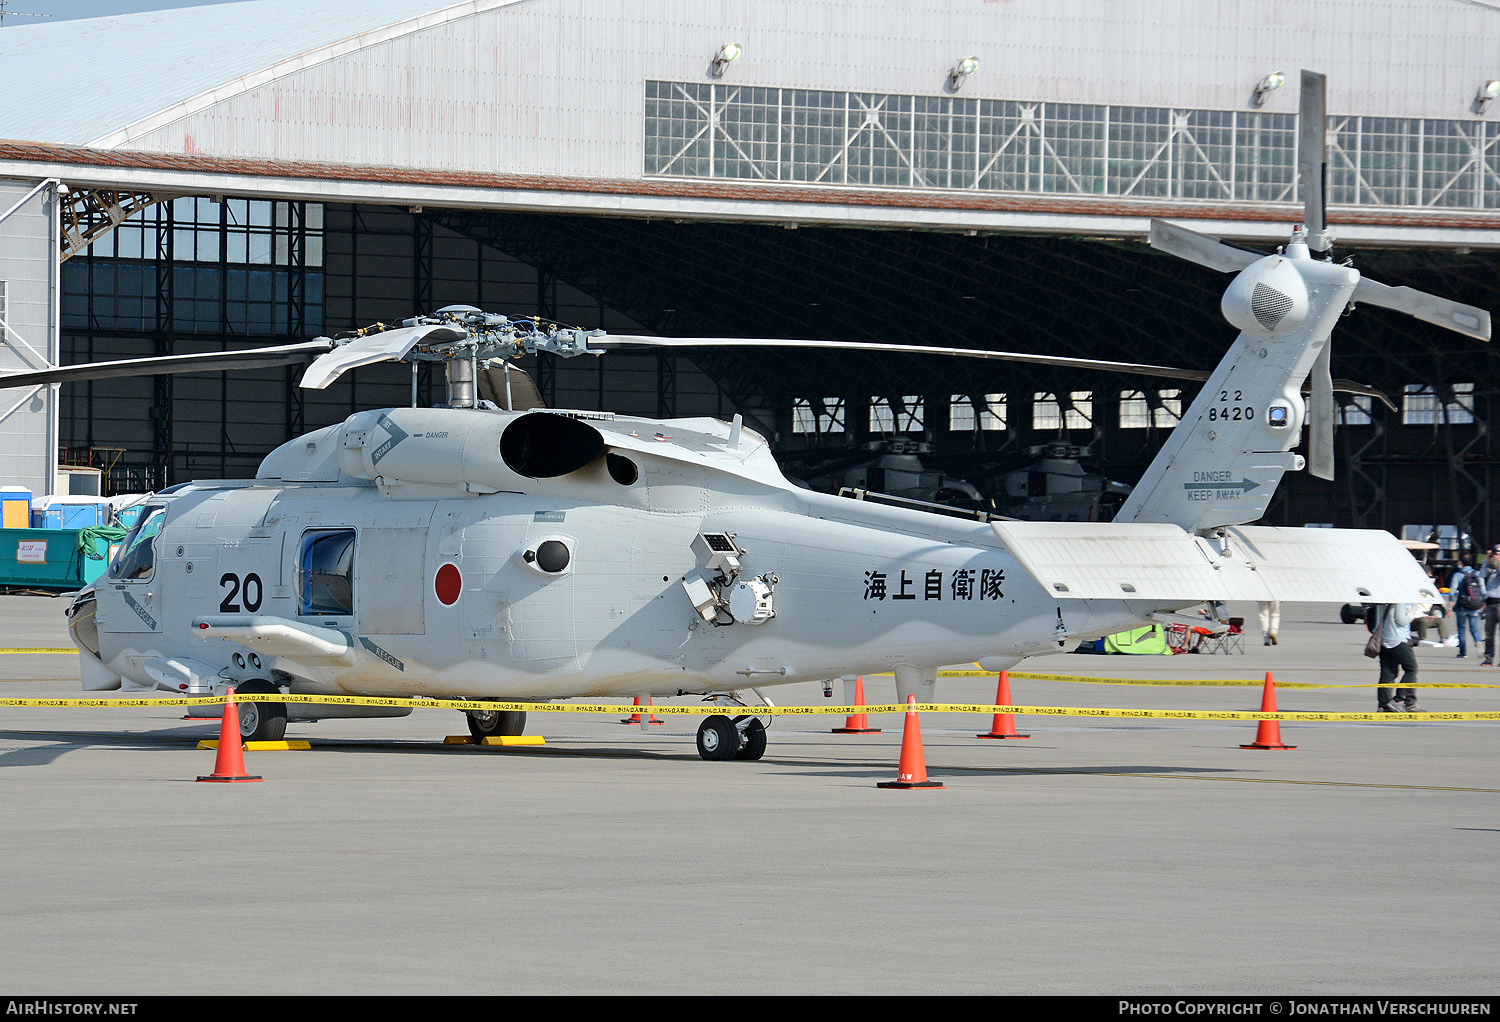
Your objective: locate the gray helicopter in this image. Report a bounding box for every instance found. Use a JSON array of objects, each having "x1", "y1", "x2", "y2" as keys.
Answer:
[{"x1": 5, "y1": 72, "x2": 1481, "y2": 761}]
